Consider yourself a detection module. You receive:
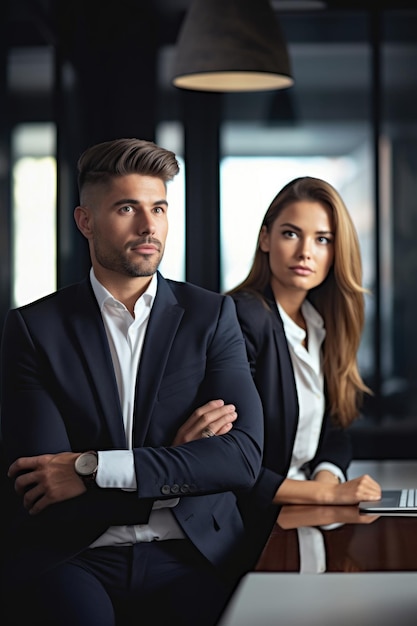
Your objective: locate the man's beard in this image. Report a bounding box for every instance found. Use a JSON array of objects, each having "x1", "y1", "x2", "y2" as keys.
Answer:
[{"x1": 93, "y1": 236, "x2": 163, "y2": 277}]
